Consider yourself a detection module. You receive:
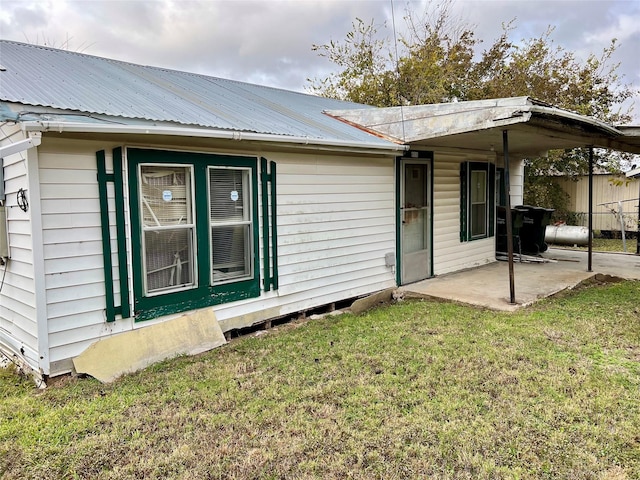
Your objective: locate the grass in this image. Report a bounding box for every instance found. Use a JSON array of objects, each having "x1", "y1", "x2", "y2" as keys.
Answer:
[
  {"x1": 1, "y1": 281, "x2": 640, "y2": 479},
  {"x1": 550, "y1": 237, "x2": 639, "y2": 253}
]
